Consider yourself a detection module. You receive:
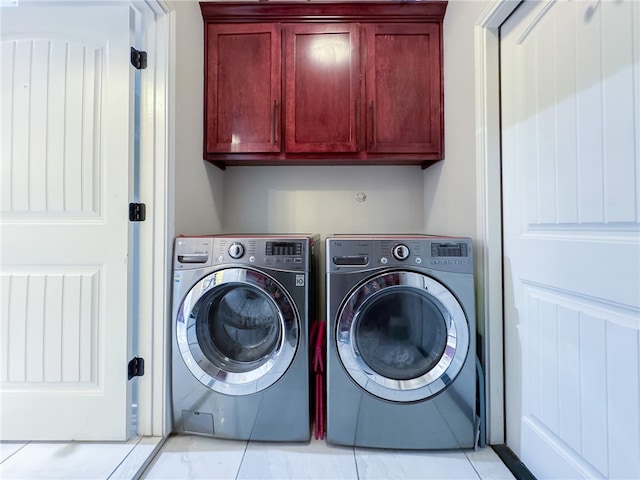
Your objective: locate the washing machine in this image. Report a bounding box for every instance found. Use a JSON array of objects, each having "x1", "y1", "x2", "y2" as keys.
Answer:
[
  {"x1": 172, "y1": 235, "x2": 317, "y2": 441},
  {"x1": 326, "y1": 235, "x2": 477, "y2": 449}
]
